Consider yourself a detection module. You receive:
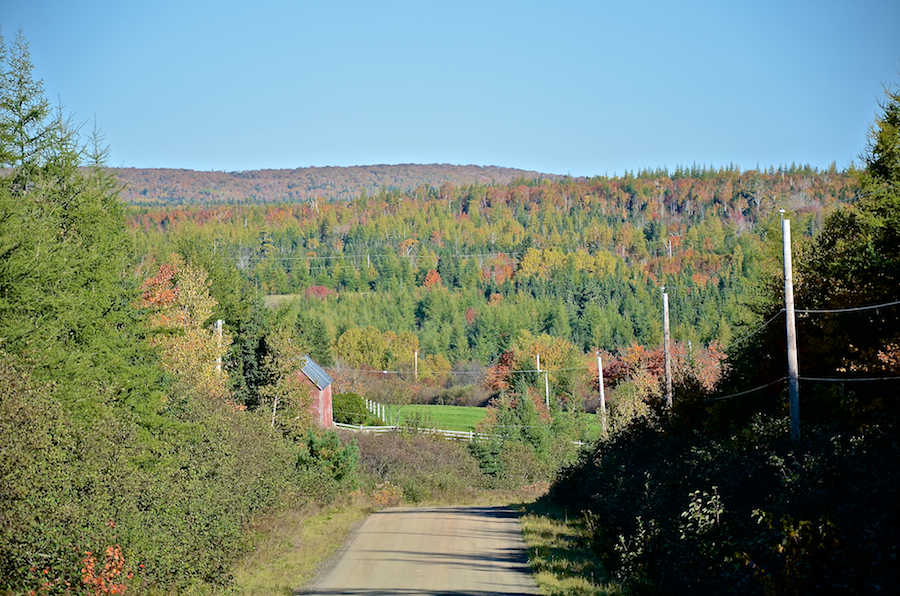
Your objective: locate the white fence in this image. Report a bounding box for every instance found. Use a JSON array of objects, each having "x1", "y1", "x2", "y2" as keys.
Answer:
[
  {"x1": 333, "y1": 423, "x2": 397, "y2": 434},
  {"x1": 343, "y1": 399, "x2": 587, "y2": 444},
  {"x1": 333, "y1": 421, "x2": 491, "y2": 442}
]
